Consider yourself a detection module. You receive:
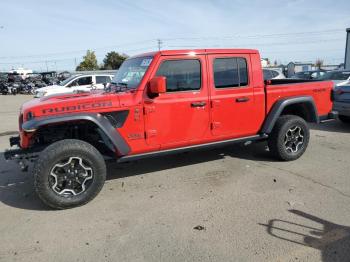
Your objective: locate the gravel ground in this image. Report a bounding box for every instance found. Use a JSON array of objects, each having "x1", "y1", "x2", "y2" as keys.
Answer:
[{"x1": 0, "y1": 95, "x2": 349, "y2": 262}]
